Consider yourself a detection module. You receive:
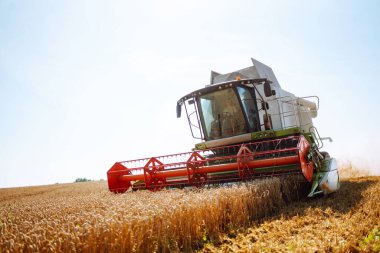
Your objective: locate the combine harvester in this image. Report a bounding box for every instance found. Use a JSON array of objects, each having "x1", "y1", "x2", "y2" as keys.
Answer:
[{"x1": 107, "y1": 58, "x2": 339, "y2": 197}]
